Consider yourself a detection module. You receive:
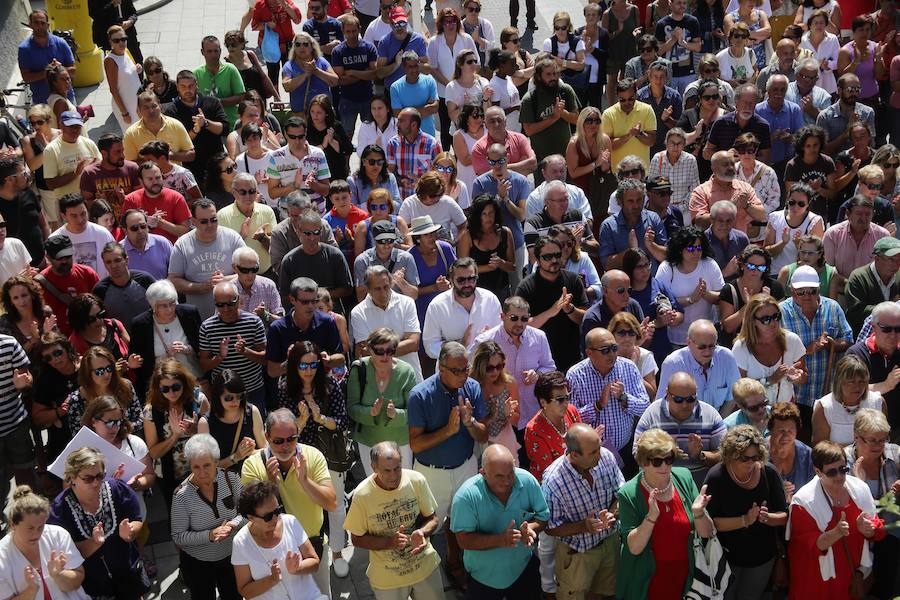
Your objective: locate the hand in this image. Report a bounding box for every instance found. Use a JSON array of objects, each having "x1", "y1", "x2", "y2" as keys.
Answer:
[
  {"x1": 75, "y1": 157, "x2": 93, "y2": 175},
  {"x1": 386, "y1": 400, "x2": 396, "y2": 419},
  {"x1": 235, "y1": 334, "x2": 247, "y2": 356},
  {"x1": 554, "y1": 286, "x2": 574, "y2": 316},
  {"x1": 146, "y1": 209, "x2": 164, "y2": 229},
  {"x1": 192, "y1": 108, "x2": 207, "y2": 131},
  {"x1": 23, "y1": 565, "x2": 39, "y2": 592},
  {"x1": 118, "y1": 518, "x2": 134, "y2": 542},
  {"x1": 292, "y1": 452, "x2": 308, "y2": 483},
  {"x1": 833, "y1": 511, "x2": 851, "y2": 539},
  {"x1": 296, "y1": 400, "x2": 310, "y2": 424},
  {"x1": 254, "y1": 170, "x2": 269, "y2": 186},
  {"x1": 768, "y1": 363, "x2": 790, "y2": 384},
  {"x1": 745, "y1": 502, "x2": 761, "y2": 525},
  {"x1": 323, "y1": 127, "x2": 335, "y2": 146},
  {"x1": 482, "y1": 86, "x2": 494, "y2": 102},
  {"x1": 783, "y1": 480, "x2": 796, "y2": 500},
  {"x1": 446, "y1": 406, "x2": 461, "y2": 435},
  {"x1": 884, "y1": 366, "x2": 900, "y2": 391},
  {"x1": 502, "y1": 519, "x2": 522, "y2": 546},
  {"x1": 522, "y1": 370, "x2": 539, "y2": 385},
  {"x1": 857, "y1": 512, "x2": 876, "y2": 538},
  {"x1": 285, "y1": 550, "x2": 303, "y2": 574},
  {"x1": 553, "y1": 98, "x2": 566, "y2": 119},
  {"x1": 253, "y1": 302, "x2": 268, "y2": 319},
  {"x1": 126, "y1": 353, "x2": 142, "y2": 370},
  {"x1": 584, "y1": 511, "x2": 607, "y2": 533},
  {"x1": 458, "y1": 395, "x2": 474, "y2": 426},
  {"x1": 12, "y1": 367, "x2": 32, "y2": 390},
  {"x1": 891, "y1": 479, "x2": 900, "y2": 496},
  {"x1": 269, "y1": 559, "x2": 282, "y2": 582},
  {"x1": 307, "y1": 398, "x2": 322, "y2": 423},
  {"x1": 370, "y1": 396, "x2": 384, "y2": 417},
  {"x1": 390, "y1": 525, "x2": 409, "y2": 550},
  {"x1": 47, "y1": 549, "x2": 68, "y2": 578},
  {"x1": 498, "y1": 178, "x2": 512, "y2": 199},
  {"x1": 91, "y1": 522, "x2": 106, "y2": 545},
  {"x1": 391, "y1": 267, "x2": 407, "y2": 289},
  {"x1": 687, "y1": 433, "x2": 703, "y2": 460},
  {"x1": 692, "y1": 484, "x2": 711, "y2": 517},
  {"x1": 758, "y1": 500, "x2": 770, "y2": 524},
  {"x1": 691, "y1": 278, "x2": 707, "y2": 303},
  {"x1": 218, "y1": 336, "x2": 230, "y2": 359},
  {"x1": 629, "y1": 122, "x2": 643, "y2": 137},
  {"x1": 240, "y1": 215, "x2": 253, "y2": 239},
  {"x1": 435, "y1": 275, "x2": 451, "y2": 292},
  {"x1": 209, "y1": 519, "x2": 234, "y2": 542},
  {"x1": 408, "y1": 528, "x2": 428, "y2": 554},
  {"x1": 607, "y1": 380, "x2": 625, "y2": 408},
  {"x1": 520, "y1": 521, "x2": 537, "y2": 546},
  {"x1": 488, "y1": 253, "x2": 503, "y2": 268},
  {"x1": 661, "y1": 105, "x2": 673, "y2": 122},
  {"x1": 333, "y1": 225, "x2": 344, "y2": 243},
  {"x1": 265, "y1": 455, "x2": 283, "y2": 483},
  {"x1": 647, "y1": 488, "x2": 661, "y2": 521},
  {"x1": 628, "y1": 228, "x2": 638, "y2": 249},
  {"x1": 236, "y1": 436, "x2": 256, "y2": 459}
]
